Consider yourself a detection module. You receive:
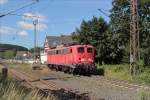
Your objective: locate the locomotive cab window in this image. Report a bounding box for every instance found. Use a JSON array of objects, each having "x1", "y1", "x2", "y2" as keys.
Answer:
[
  {"x1": 87, "y1": 48, "x2": 93, "y2": 53},
  {"x1": 77, "y1": 47, "x2": 84, "y2": 53}
]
